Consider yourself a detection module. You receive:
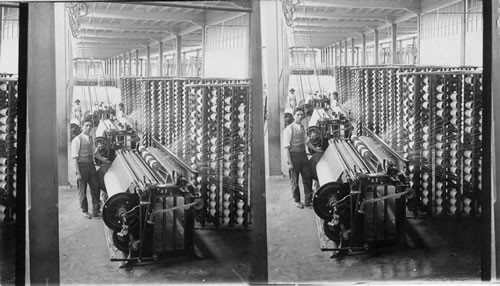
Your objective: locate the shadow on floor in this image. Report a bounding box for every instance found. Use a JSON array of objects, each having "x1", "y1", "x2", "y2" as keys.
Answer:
[{"x1": 0, "y1": 223, "x2": 15, "y2": 285}]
